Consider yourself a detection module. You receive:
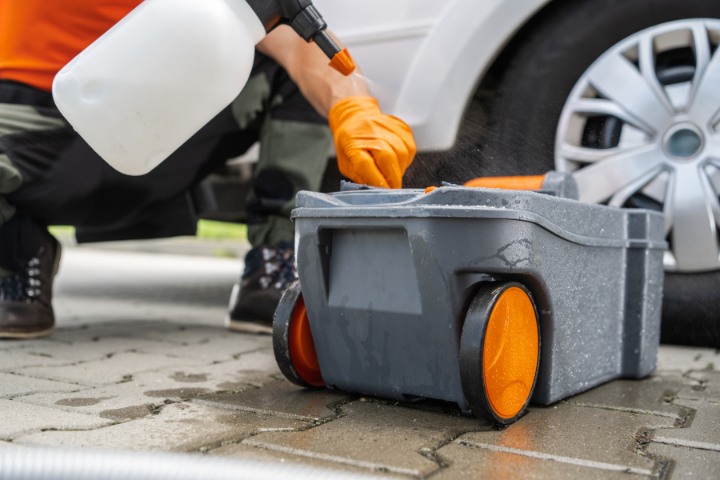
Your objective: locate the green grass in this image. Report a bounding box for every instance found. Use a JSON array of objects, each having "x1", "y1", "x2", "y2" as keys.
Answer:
[
  {"x1": 48, "y1": 225, "x2": 74, "y2": 237},
  {"x1": 196, "y1": 220, "x2": 247, "y2": 240},
  {"x1": 50, "y1": 220, "x2": 247, "y2": 241}
]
